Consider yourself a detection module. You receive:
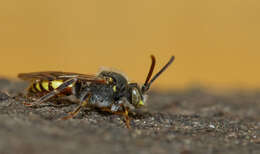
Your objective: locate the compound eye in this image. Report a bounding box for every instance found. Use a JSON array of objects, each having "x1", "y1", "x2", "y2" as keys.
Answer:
[{"x1": 132, "y1": 87, "x2": 144, "y2": 107}]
